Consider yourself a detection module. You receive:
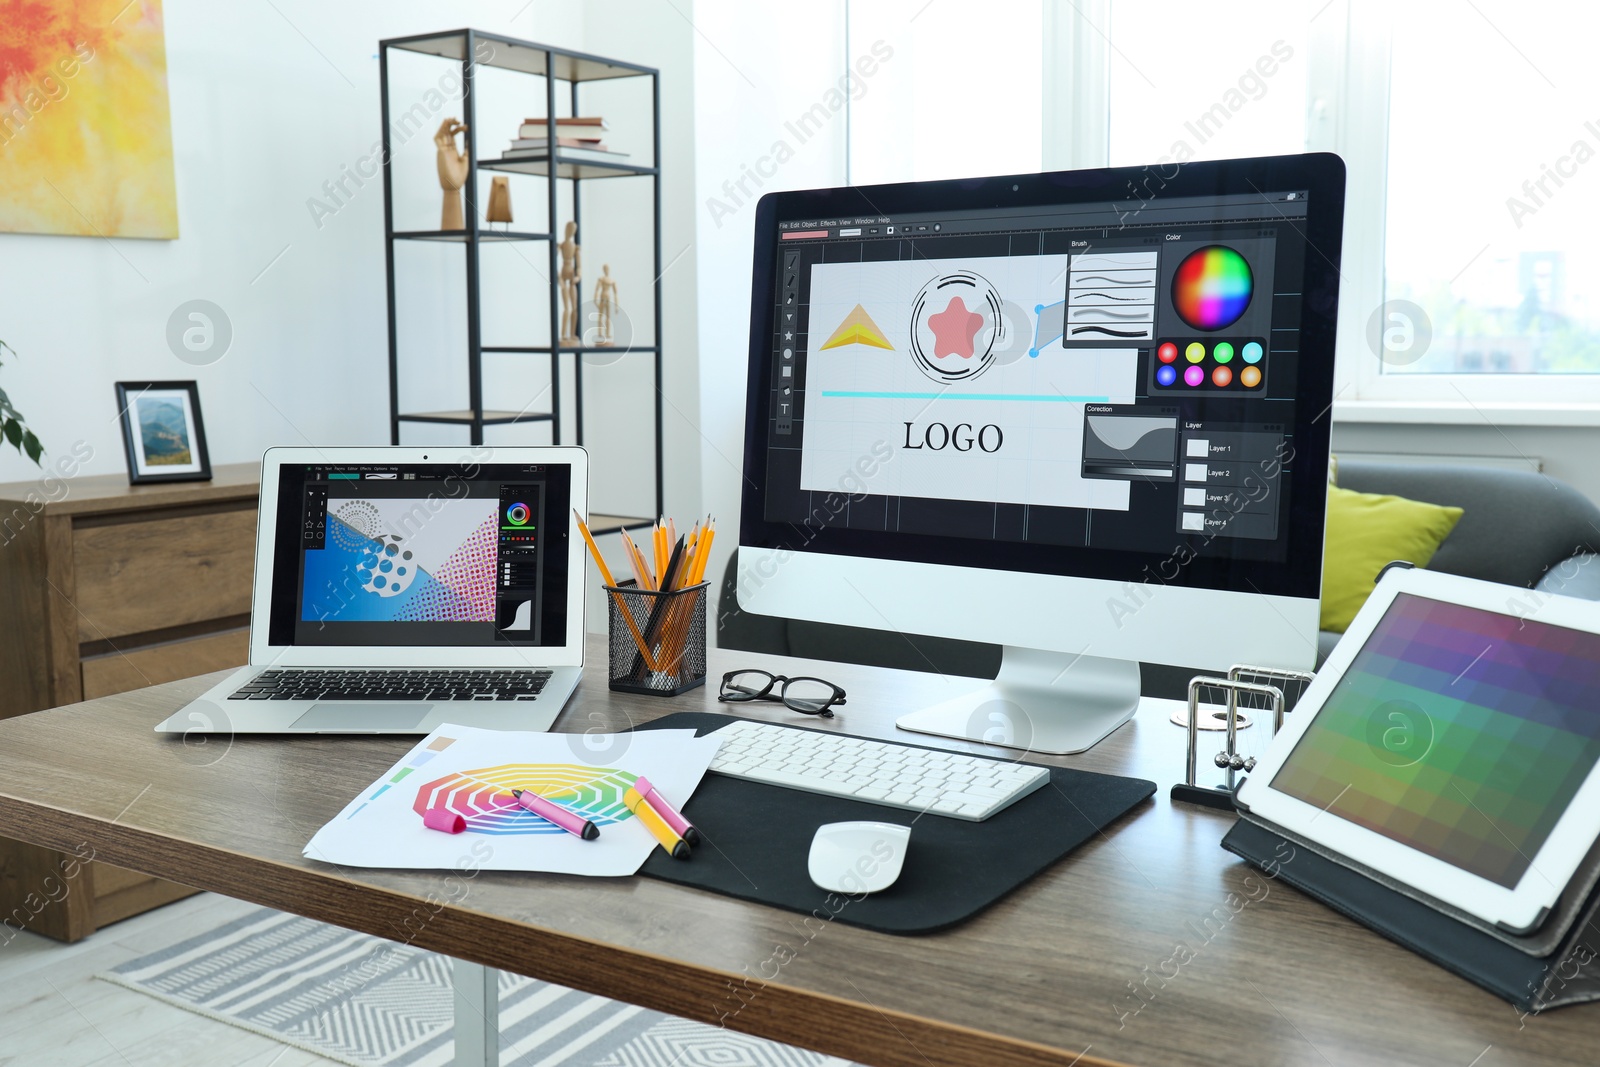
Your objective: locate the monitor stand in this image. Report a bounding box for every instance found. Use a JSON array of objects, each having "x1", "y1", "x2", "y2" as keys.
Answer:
[{"x1": 895, "y1": 646, "x2": 1140, "y2": 755}]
